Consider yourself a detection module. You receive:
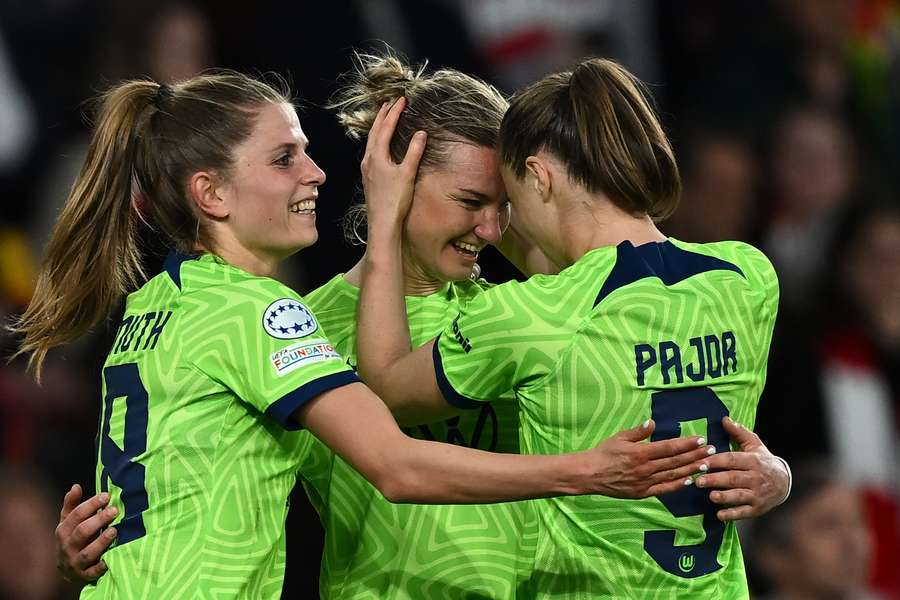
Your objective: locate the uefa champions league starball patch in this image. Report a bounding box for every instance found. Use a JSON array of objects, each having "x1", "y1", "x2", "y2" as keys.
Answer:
[{"x1": 262, "y1": 298, "x2": 319, "y2": 339}]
